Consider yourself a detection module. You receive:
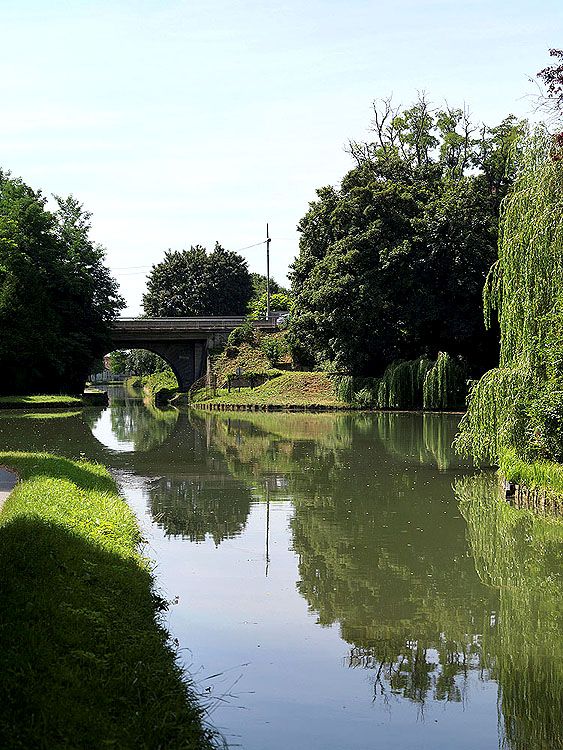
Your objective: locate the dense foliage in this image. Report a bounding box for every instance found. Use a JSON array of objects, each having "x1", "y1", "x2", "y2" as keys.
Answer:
[
  {"x1": 107, "y1": 349, "x2": 169, "y2": 377},
  {"x1": 456, "y1": 131, "x2": 563, "y2": 465},
  {"x1": 289, "y1": 98, "x2": 524, "y2": 375},
  {"x1": 248, "y1": 291, "x2": 291, "y2": 320},
  {"x1": 0, "y1": 173, "x2": 124, "y2": 394},
  {"x1": 143, "y1": 243, "x2": 253, "y2": 317},
  {"x1": 336, "y1": 351, "x2": 467, "y2": 410}
]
